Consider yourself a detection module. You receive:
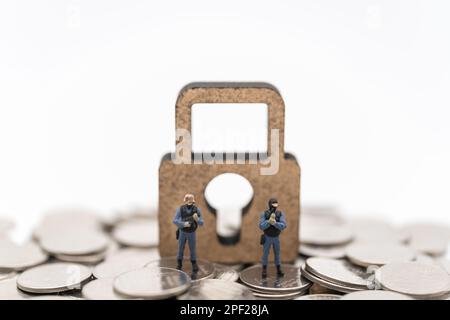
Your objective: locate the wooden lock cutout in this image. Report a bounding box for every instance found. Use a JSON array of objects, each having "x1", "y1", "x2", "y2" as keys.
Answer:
[{"x1": 158, "y1": 82, "x2": 300, "y2": 263}]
